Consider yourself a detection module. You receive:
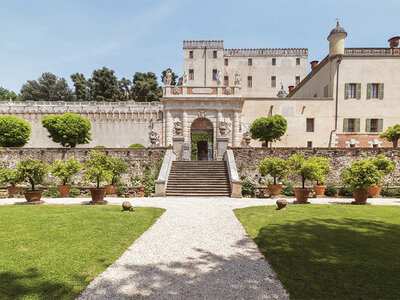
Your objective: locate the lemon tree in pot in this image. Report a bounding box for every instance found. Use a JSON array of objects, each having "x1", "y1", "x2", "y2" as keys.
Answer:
[
  {"x1": 340, "y1": 159, "x2": 383, "y2": 204},
  {"x1": 105, "y1": 157, "x2": 129, "y2": 195},
  {"x1": 307, "y1": 157, "x2": 331, "y2": 196},
  {"x1": 16, "y1": 158, "x2": 49, "y2": 203},
  {"x1": 50, "y1": 157, "x2": 83, "y2": 196},
  {"x1": 84, "y1": 151, "x2": 112, "y2": 204},
  {"x1": 289, "y1": 154, "x2": 322, "y2": 203},
  {"x1": 1, "y1": 169, "x2": 22, "y2": 197},
  {"x1": 367, "y1": 155, "x2": 395, "y2": 197},
  {"x1": 258, "y1": 157, "x2": 289, "y2": 197}
]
